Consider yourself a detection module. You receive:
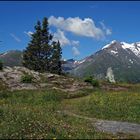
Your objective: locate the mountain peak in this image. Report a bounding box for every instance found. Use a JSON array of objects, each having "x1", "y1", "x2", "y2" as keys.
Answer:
[
  {"x1": 111, "y1": 40, "x2": 118, "y2": 44},
  {"x1": 101, "y1": 40, "x2": 140, "y2": 58},
  {"x1": 102, "y1": 40, "x2": 120, "y2": 50},
  {"x1": 121, "y1": 42, "x2": 133, "y2": 49}
]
